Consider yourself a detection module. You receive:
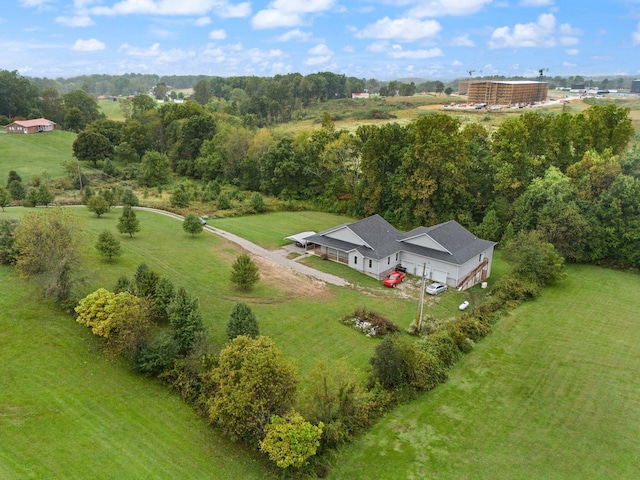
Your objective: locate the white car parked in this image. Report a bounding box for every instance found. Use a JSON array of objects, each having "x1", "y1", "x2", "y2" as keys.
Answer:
[{"x1": 426, "y1": 282, "x2": 447, "y2": 295}]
